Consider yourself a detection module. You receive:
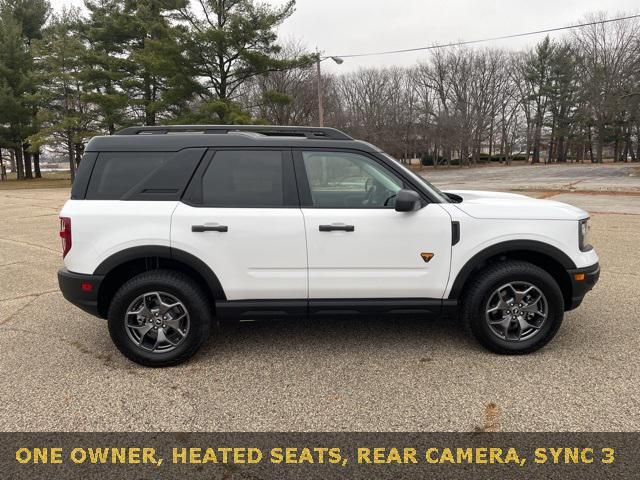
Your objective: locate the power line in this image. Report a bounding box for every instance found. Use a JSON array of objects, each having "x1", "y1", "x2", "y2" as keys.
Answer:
[{"x1": 330, "y1": 14, "x2": 640, "y2": 58}]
